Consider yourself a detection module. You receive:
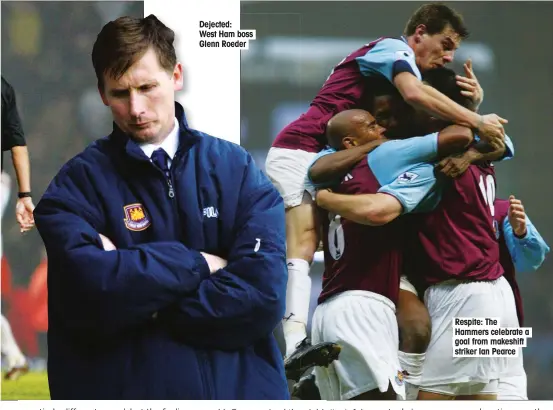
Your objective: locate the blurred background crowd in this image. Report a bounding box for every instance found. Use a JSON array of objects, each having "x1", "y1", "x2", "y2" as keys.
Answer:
[
  {"x1": 1, "y1": 0, "x2": 552, "y2": 400},
  {"x1": 240, "y1": 1, "x2": 553, "y2": 400}
]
